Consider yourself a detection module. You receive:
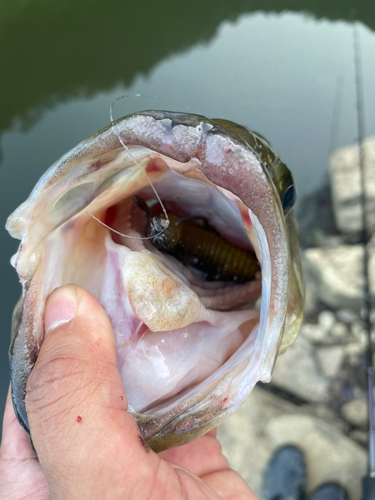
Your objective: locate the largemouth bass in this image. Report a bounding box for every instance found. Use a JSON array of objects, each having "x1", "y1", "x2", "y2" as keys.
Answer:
[{"x1": 6, "y1": 111, "x2": 303, "y2": 452}]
